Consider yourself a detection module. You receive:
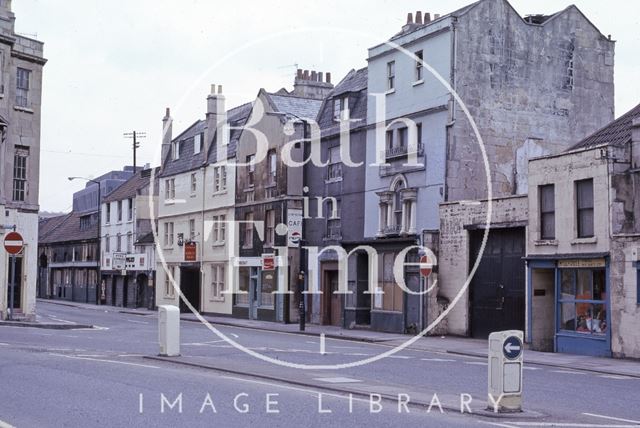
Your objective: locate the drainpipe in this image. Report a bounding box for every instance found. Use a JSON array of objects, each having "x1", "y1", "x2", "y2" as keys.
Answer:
[{"x1": 444, "y1": 17, "x2": 458, "y2": 203}]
